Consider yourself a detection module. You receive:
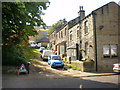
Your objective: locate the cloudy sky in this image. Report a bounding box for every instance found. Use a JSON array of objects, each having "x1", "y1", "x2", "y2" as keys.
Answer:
[{"x1": 42, "y1": 0, "x2": 120, "y2": 26}]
